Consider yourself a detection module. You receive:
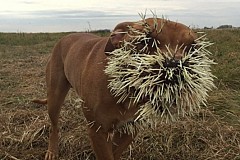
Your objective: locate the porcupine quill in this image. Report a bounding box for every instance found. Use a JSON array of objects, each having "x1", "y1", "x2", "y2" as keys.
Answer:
[{"x1": 105, "y1": 14, "x2": 216, "y2": 135}]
